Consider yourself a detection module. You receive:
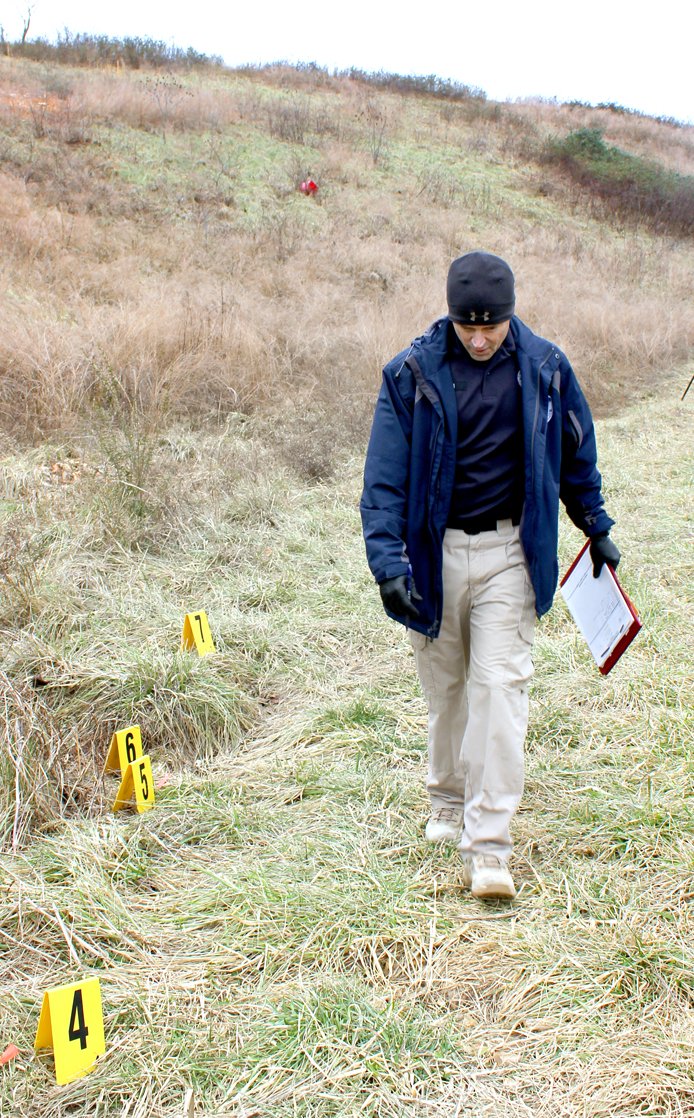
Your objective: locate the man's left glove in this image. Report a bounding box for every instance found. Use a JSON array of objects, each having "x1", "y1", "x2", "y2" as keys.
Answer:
[
  {"x1": 589, "y1": 533, "x2": 621, "y2": 578},
  {"x1": 379, "y1": 575, "x2": 421, "y2": 620}
]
